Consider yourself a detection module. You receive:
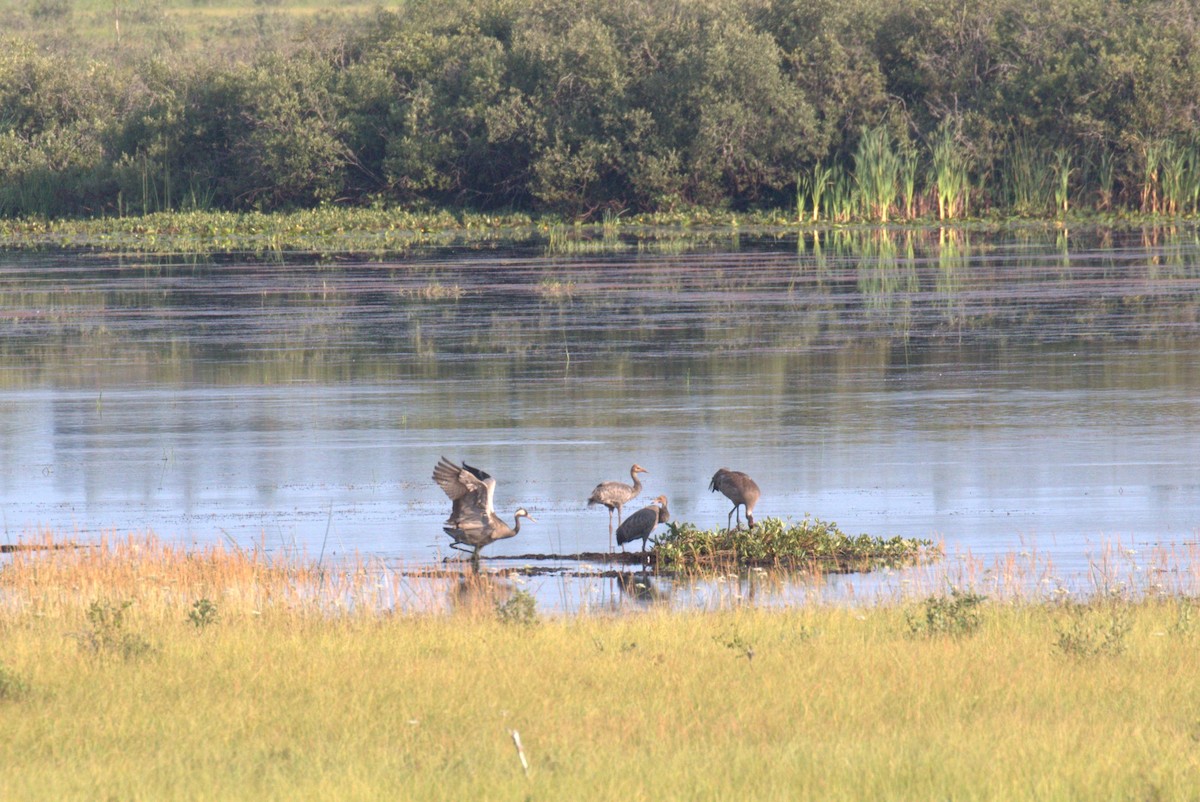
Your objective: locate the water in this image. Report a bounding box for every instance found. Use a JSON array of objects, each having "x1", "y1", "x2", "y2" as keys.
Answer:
[{"x1": 2, "y1": 225, "x2": 1200, "y2": 608}]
